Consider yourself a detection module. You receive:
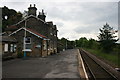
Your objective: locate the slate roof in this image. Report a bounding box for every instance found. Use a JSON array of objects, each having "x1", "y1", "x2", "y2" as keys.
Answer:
[
  {"x1": 6, "y1": 15, "x2": 47, "y2": 31},
  {"x1": 14, "y1": 15, "x2": 45, "y2": 26},
  {"x1": 1, "y1": 36, "x2": 17, "y2": 42},
  {"x1": 7, "y1": 25, "x2": 17, "y2": 29},
  {"x1": 9, "y1": 27, "x2": 49, "y2": 40},
  {"x1": 26, "y1": 28, "x2": 47, "y2": 39}
]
